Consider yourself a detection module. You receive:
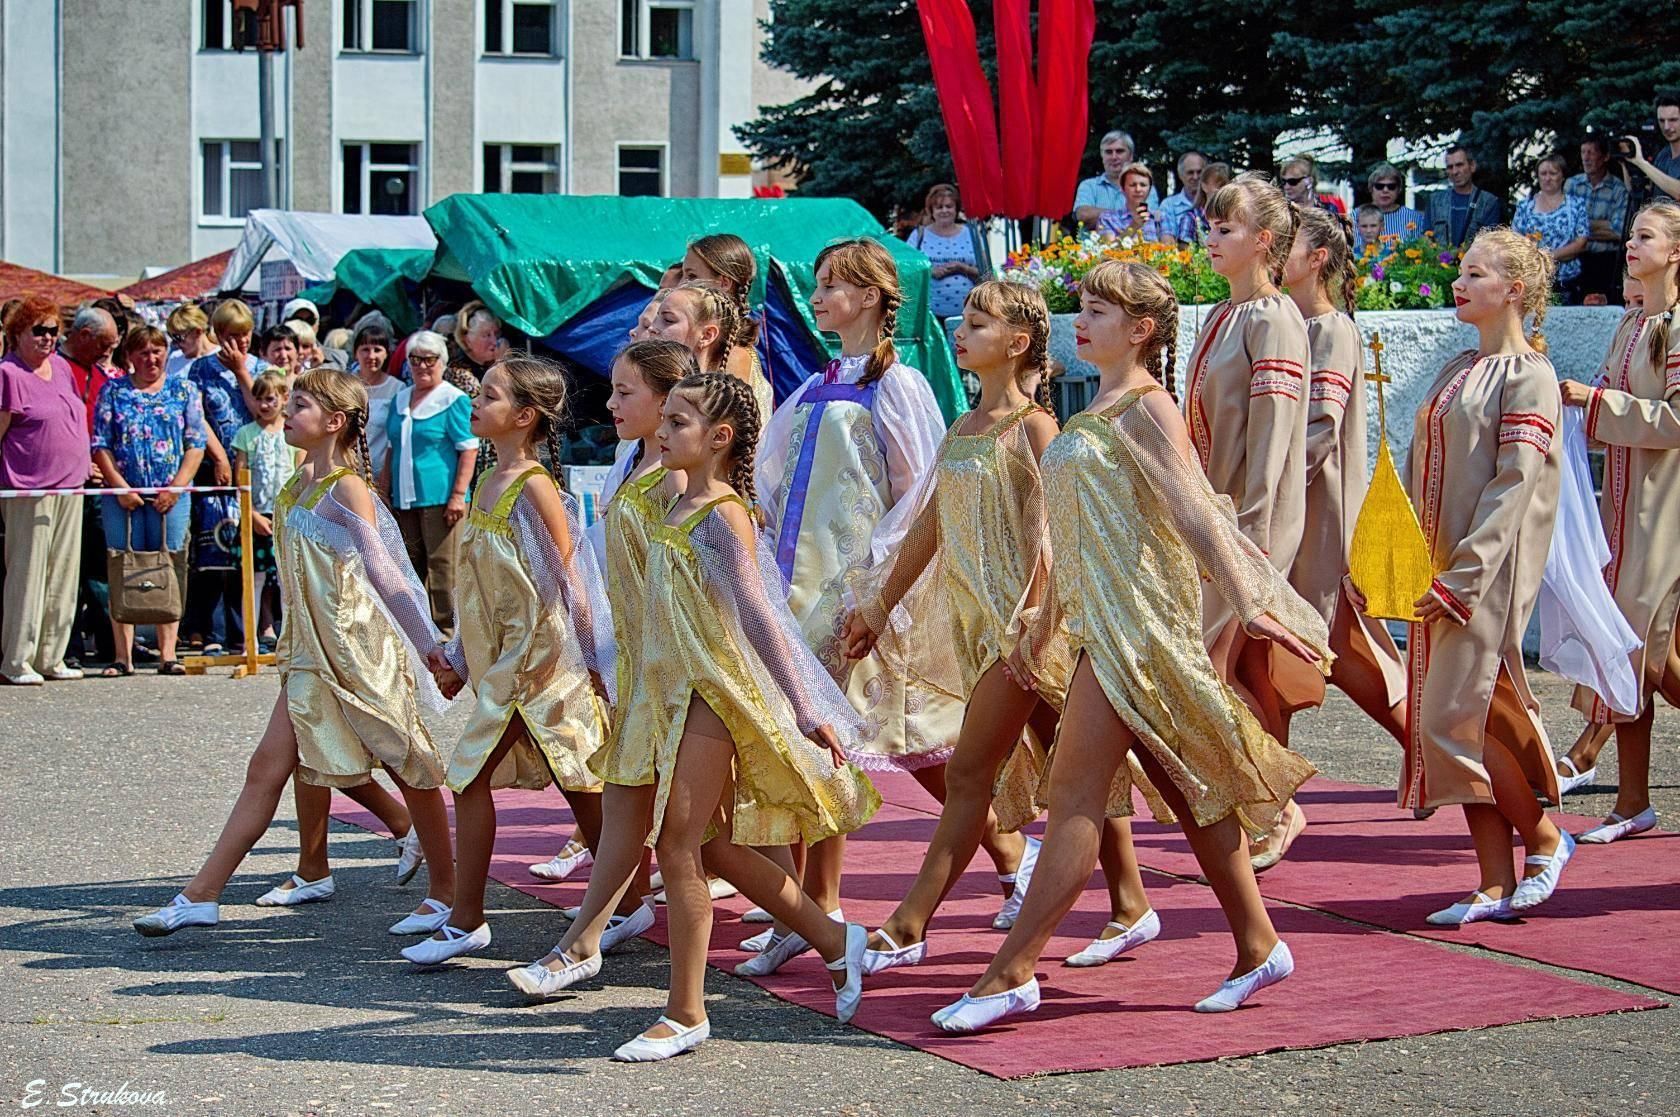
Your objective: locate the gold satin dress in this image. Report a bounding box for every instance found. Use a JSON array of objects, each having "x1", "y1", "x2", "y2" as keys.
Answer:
[
  {"x1": 447, "y1": 464, "x2": 608, "y2": 793},
  {"x1": 854, "y1": 403, "x2": 1074, "y2": 830},
  {"x1": 617, "y1": 494, "x2": 883, "y2": 848},
  {"x1": 1038, "y1": 389, "x2": 1320, "y2": 838},
  {"x1": 589, "y1": 464, "x2": 676, "y2": 786},
  {"x1": 274, "y1": 467, "x2": 446, "y2": 789}
]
